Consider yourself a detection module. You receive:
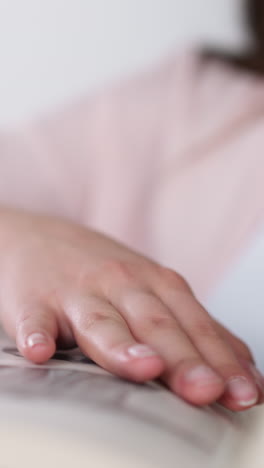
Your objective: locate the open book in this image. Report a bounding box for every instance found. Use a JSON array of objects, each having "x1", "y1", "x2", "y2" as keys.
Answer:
[{"x1": 0, "y1": 327, "x2": 263, "y2": 468}]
